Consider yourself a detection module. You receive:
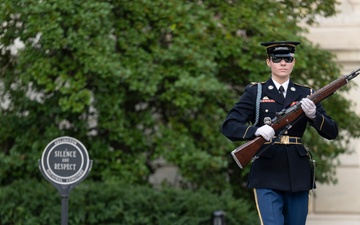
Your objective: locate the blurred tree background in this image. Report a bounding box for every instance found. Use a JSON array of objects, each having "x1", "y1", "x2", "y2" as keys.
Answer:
[{"x1": 1, "y1": 0, "x2": 360, "y2": 224}]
